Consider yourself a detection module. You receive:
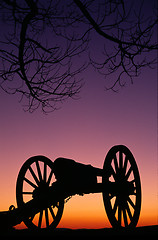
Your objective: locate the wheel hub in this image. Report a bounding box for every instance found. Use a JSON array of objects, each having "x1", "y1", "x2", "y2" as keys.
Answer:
[
  {"x1": 32, "y1": 181, "x2": 50, "y2": 199},
  {"x1": 116, "y1": 178, "x2": 134, "y2": 199}
]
